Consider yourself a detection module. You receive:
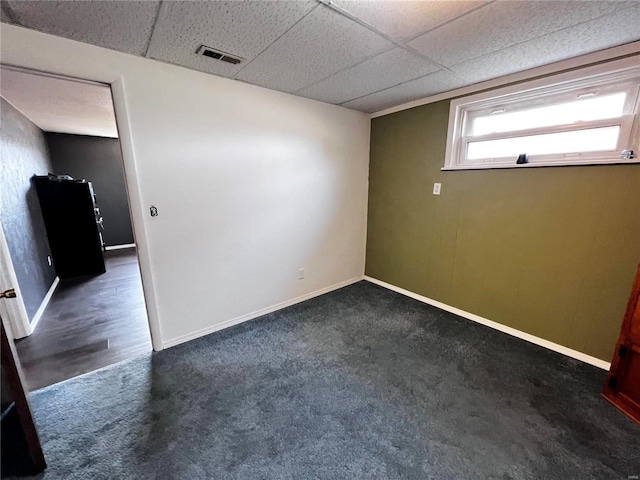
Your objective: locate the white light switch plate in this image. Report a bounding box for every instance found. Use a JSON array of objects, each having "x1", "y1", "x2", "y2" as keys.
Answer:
[{"x1": 433, "y1": 183, "x2": 441, "y2": 195}]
